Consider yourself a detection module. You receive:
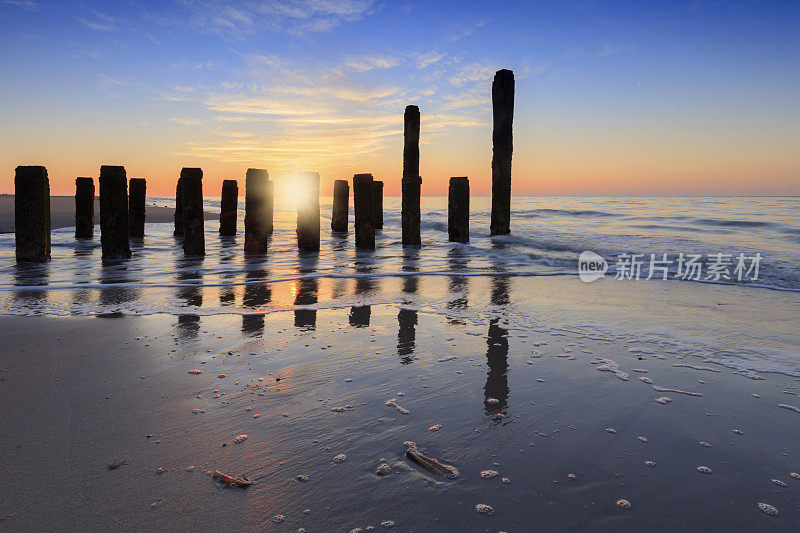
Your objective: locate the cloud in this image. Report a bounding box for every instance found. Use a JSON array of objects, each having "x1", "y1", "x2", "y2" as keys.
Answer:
[
  {"x1": 178, "y1": 0, "x2": 380, "y2": 36},
  {"x1": 342, "y1": 55, "x2": 400, "y2": 72},
  {"x1": 78, "y1": 11, "x2": 122, "y2": 32},
  {"x1": 448, "y1": 61, "x2": 498, "y2": 86},
  {"x1": 598, "y1": 43, "x2": 634, "y2": 57},
  {"x1": 445, "y1": 19, "x2": 487, "y2": 42},
  {"x1": 415, "y1": 51, "x2": 446, "y2": 69},
  {"x1": 2, "y1": 0, "x2": 39, "y2": 11}
]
